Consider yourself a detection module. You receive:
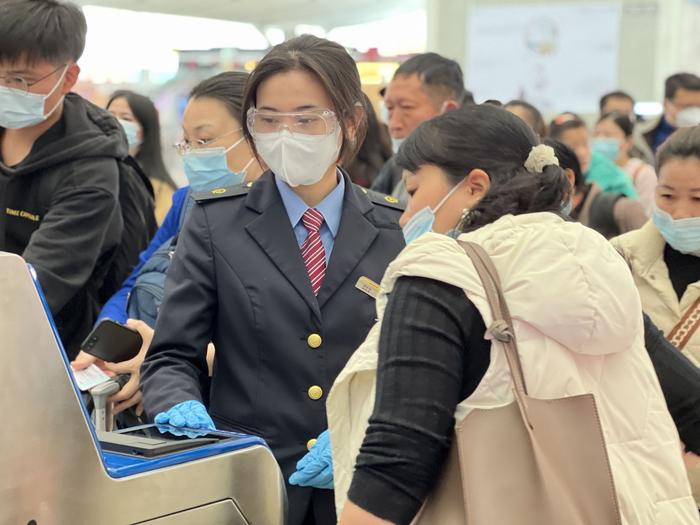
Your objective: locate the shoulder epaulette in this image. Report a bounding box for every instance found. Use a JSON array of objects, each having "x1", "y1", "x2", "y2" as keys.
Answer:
[
  {"x1": 360, "y1": 187, "x2": 405, "y2": 212},
  {"x1": 194, "y1": 181, "x2": 253, "y2": 203}
]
